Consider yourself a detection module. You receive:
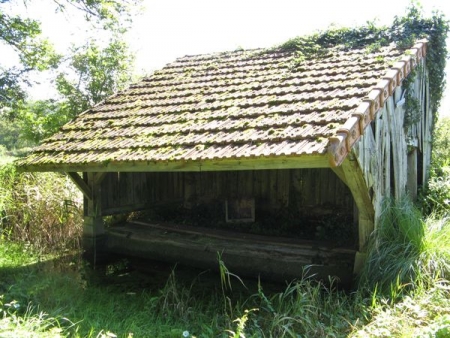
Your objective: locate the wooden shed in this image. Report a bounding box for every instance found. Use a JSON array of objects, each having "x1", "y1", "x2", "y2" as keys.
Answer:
[{"x1": 17, "y1": 38, "x2": 432, "y2": 284}]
